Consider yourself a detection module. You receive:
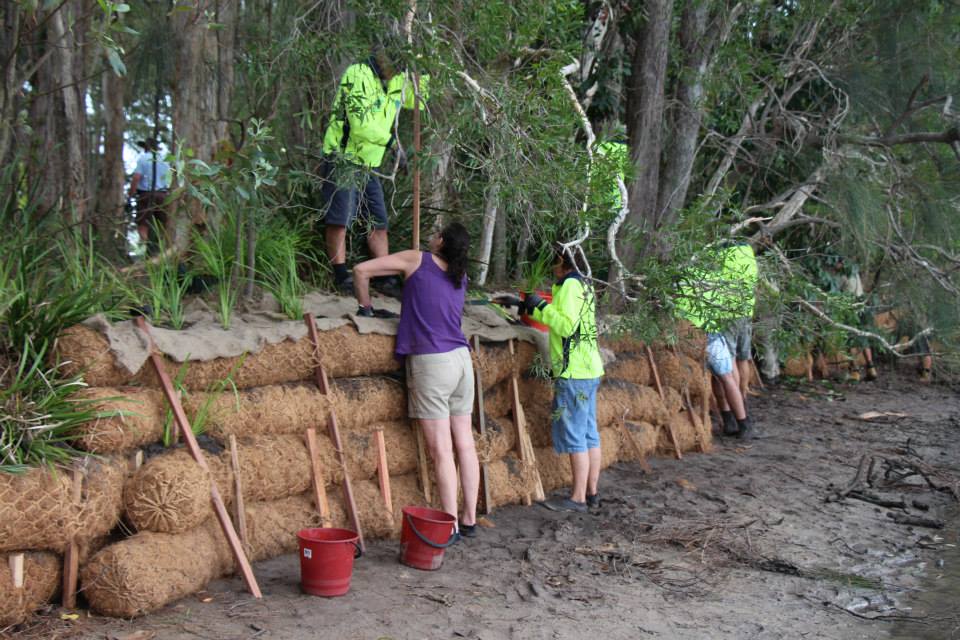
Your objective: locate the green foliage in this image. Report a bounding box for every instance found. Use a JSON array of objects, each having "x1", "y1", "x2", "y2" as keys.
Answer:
[
  {"x1": 192, "y1": 217, "x2": 241, "y2": 329},
  {"x1": 257, "y1": 219, "x2": 316, "y2": 319},
  {"x1": 0, "y1": 342, "x2": 104, "y2": 472}
]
